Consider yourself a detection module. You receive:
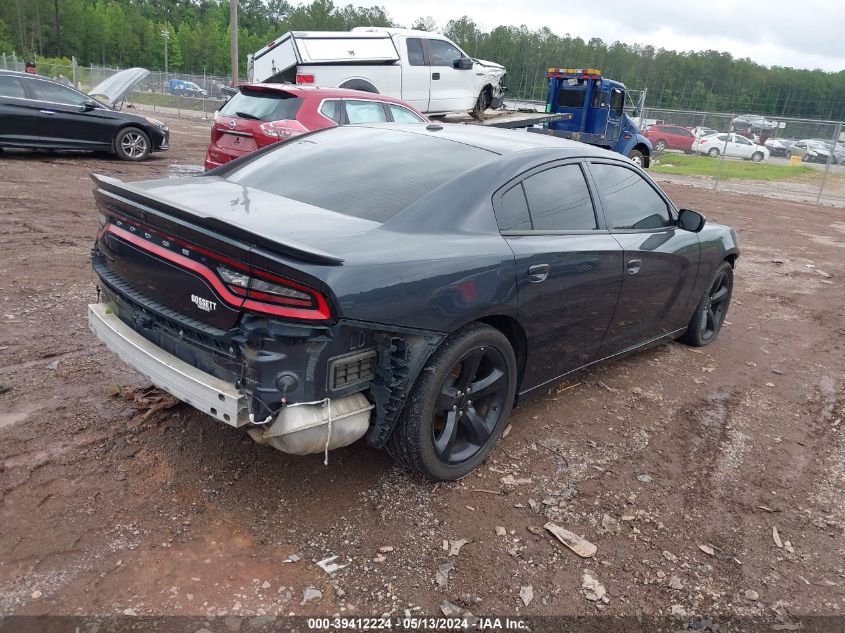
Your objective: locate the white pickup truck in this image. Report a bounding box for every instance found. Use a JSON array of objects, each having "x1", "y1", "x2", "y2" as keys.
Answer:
[{"x1": 248, "y1": 28, "x2": 506, "y2": 118}]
